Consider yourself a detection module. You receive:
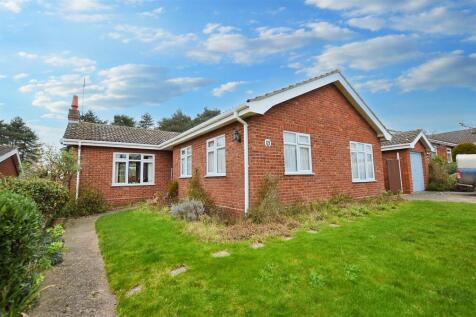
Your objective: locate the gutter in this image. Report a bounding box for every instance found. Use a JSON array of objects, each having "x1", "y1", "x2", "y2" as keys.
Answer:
[
  {"x1": 75, "y1": 141, "x2": 82, "y2": 200},
  {"x1": 234, "y1": 111, "x2": 249, "y2": 214}
]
